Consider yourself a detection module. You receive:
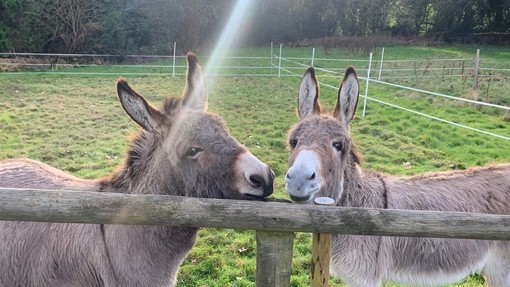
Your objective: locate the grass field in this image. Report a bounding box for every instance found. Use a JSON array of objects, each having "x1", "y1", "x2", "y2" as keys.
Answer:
[{"x1": 1, "y1": 46, "x2": 510, "y2": 286}]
